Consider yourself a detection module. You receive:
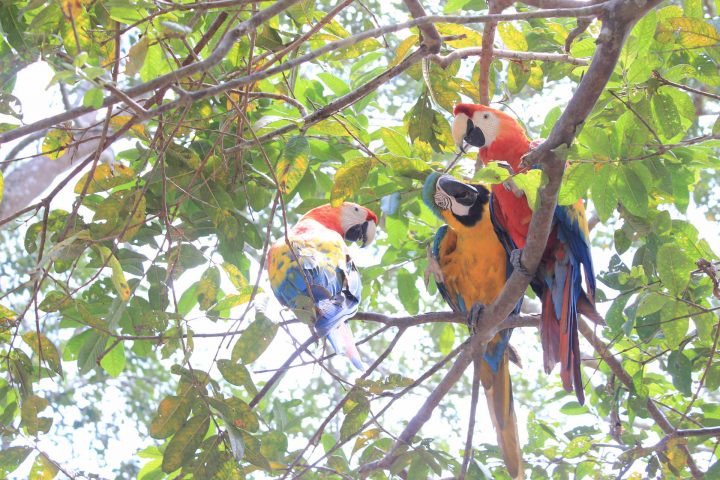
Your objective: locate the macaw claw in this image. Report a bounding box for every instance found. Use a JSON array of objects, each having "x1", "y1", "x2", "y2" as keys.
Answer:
[
  {"x1": 466, "y1": 303, "x2": 486, "y2": 336},
  {"x1": 424, "y1": 244, "x2": 445, "y2": 287},
  {"x1": 502, "y1": 178, "x2": 524, "y2": 198}
]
